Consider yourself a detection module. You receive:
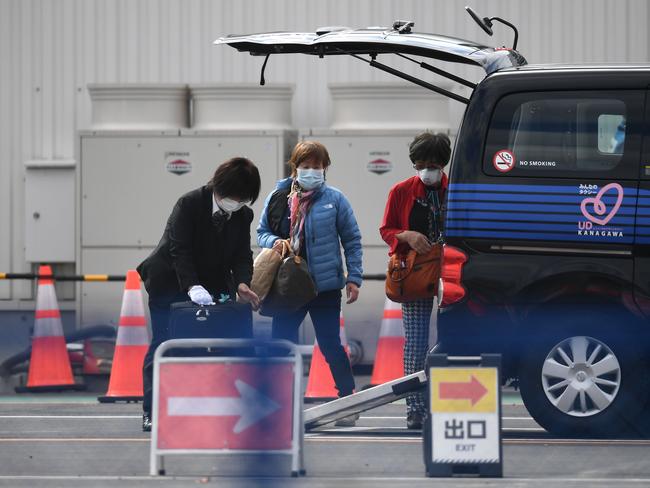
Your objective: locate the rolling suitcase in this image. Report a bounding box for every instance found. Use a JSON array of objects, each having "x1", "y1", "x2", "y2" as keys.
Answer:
[{"x1": 168, "y1": 301, "x2": 254, "y2": 357}]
